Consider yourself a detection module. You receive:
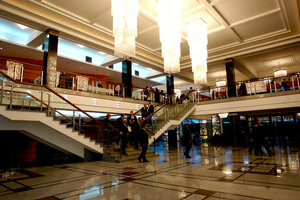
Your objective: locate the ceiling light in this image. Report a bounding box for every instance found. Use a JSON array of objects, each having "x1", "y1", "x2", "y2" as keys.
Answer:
[
  {"x1": 157, "y1": 0, "x2": 182, "y2": 74},
  {"x1": 98, "y1": 51, "x2": 106, "y2": 55},
  {"x1": 186, "y1": 18, "x2": 208, "y2": 85},
  {"x1": 77, "y1": 44, "x2": 85, "y2": 48},
  {"x1": 274, "y1": 69, "x2": 287, "y2": 77},
  {"x1": 219, "y1": 113, "x2": 228, "y2": 118},
  {"x1": 216, "y1": 80, "x2": 226, "y2": 87},
  {"x1": 0, "y1": 47, "x2": 2, "y2": 50},
  {"x1": 16, "y1": 23, "x2": 28, "y2": 30},
  {"x1": 111, "y1": 0, "x2": 139, "y2": 58},
  {"x1": 274, "y1": 62, "x2": 287, "y2": 77}
]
